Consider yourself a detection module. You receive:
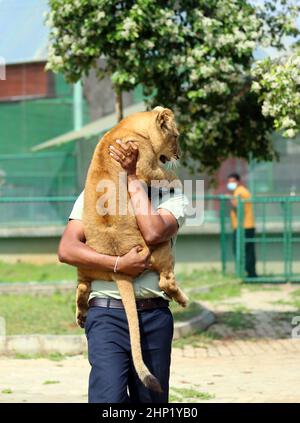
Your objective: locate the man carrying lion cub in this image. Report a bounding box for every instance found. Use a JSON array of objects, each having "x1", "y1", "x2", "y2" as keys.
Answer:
[{"x1": 59, "y1": 137, "x2": 188, "y2": 403}]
